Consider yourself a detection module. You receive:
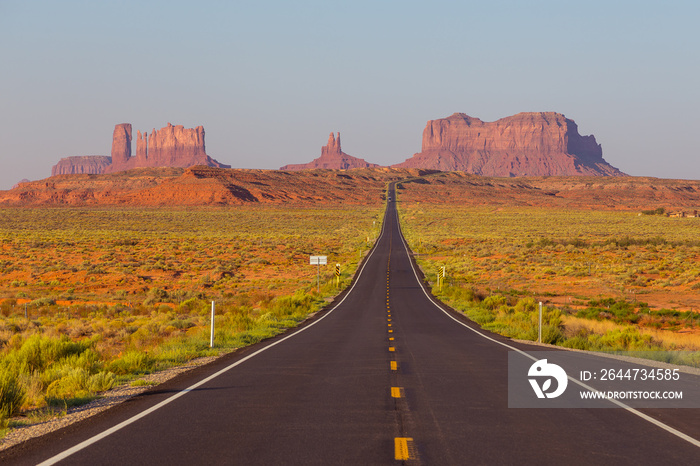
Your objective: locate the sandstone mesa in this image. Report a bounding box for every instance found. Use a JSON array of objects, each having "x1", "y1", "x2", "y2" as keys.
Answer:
[
  {"x1": 51, "y1": 123, "x2": 229, "y2": 176},
  {"x1": 393, "y1": 112, "x2": 624, "y2": 177},
  {"x1": 45, "y1": 111, "x2": 626, "y2": 182},
  {"x1": 51, "y1": 156, "x2": 112, "y2": 177}
]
